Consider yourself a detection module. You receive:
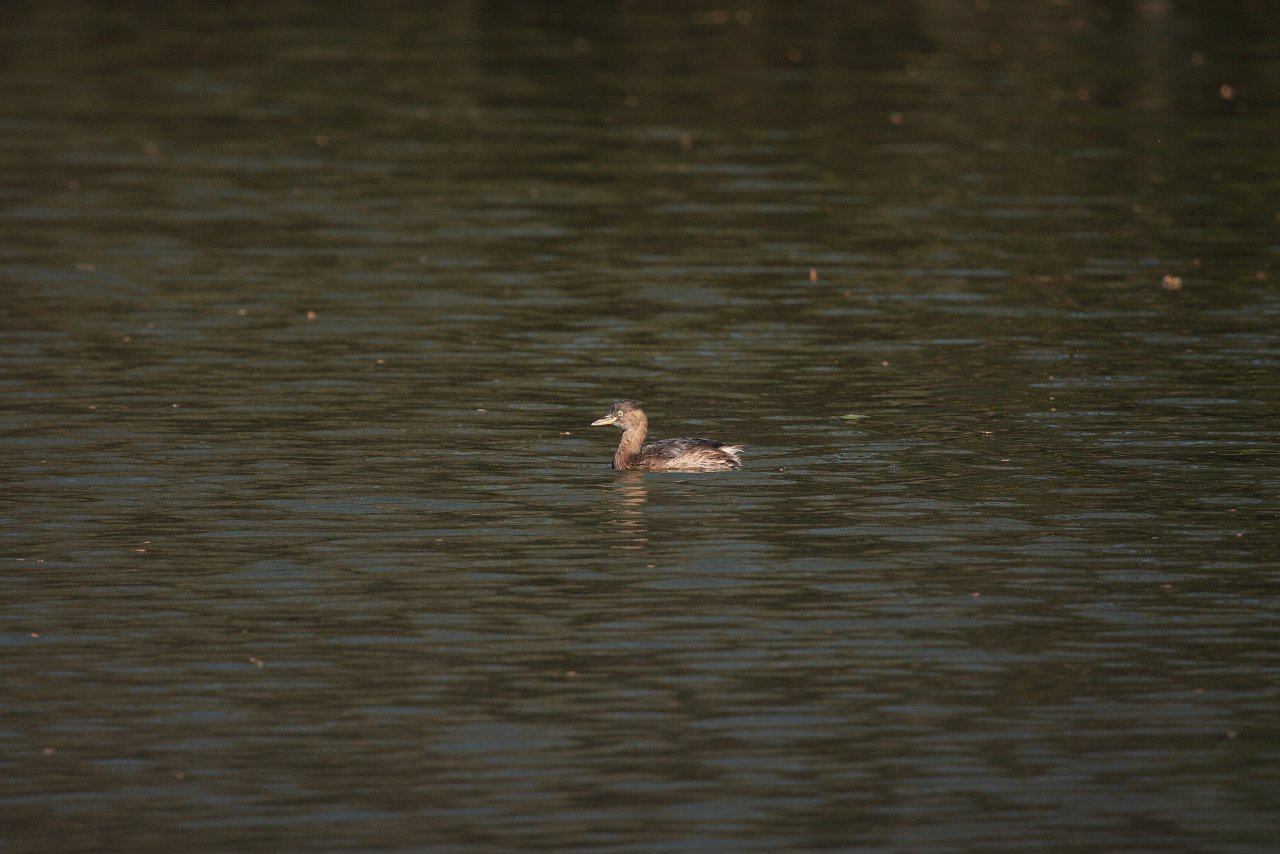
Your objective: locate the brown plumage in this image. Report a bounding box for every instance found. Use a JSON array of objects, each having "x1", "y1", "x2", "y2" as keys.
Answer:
[{"x1": 590, "y1": 399, "x2": 743, "y2": 472}]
